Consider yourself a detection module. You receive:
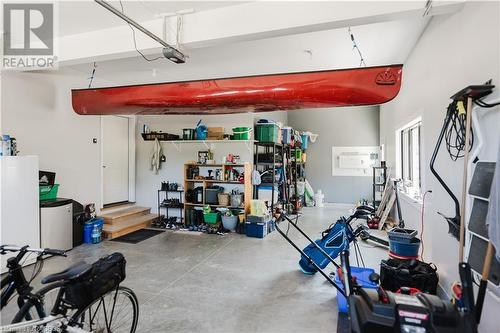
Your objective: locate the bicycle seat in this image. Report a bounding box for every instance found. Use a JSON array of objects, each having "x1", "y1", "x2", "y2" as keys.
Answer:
[{"x1": 41, "y1": 261, "x2": 92, "y2": 284}]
